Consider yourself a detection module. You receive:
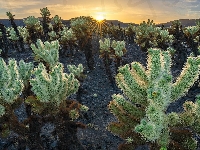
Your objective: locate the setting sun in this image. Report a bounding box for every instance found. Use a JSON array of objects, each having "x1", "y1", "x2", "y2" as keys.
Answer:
[
  {"x1": 96, "y1": 15, "x2": 104, "y2": 21},
  {"x1": 95, "y1": 12, "x2": 105, "y2": 21}
]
